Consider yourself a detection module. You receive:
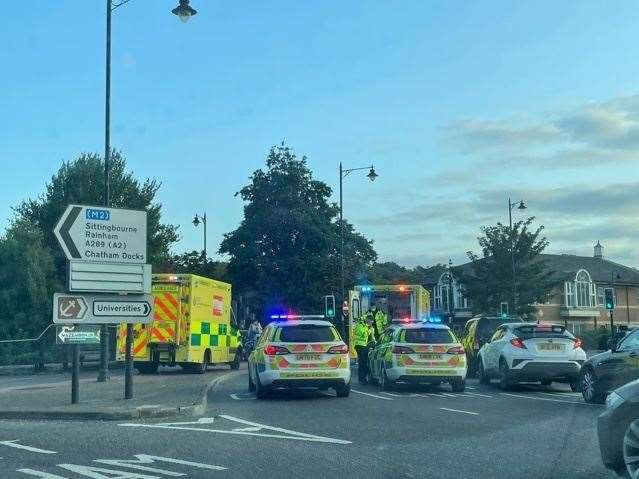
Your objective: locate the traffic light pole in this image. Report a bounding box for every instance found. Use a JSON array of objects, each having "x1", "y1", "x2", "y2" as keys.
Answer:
[{"x1": 609, "y1": 310, "x2": 615, "y2": 336}]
